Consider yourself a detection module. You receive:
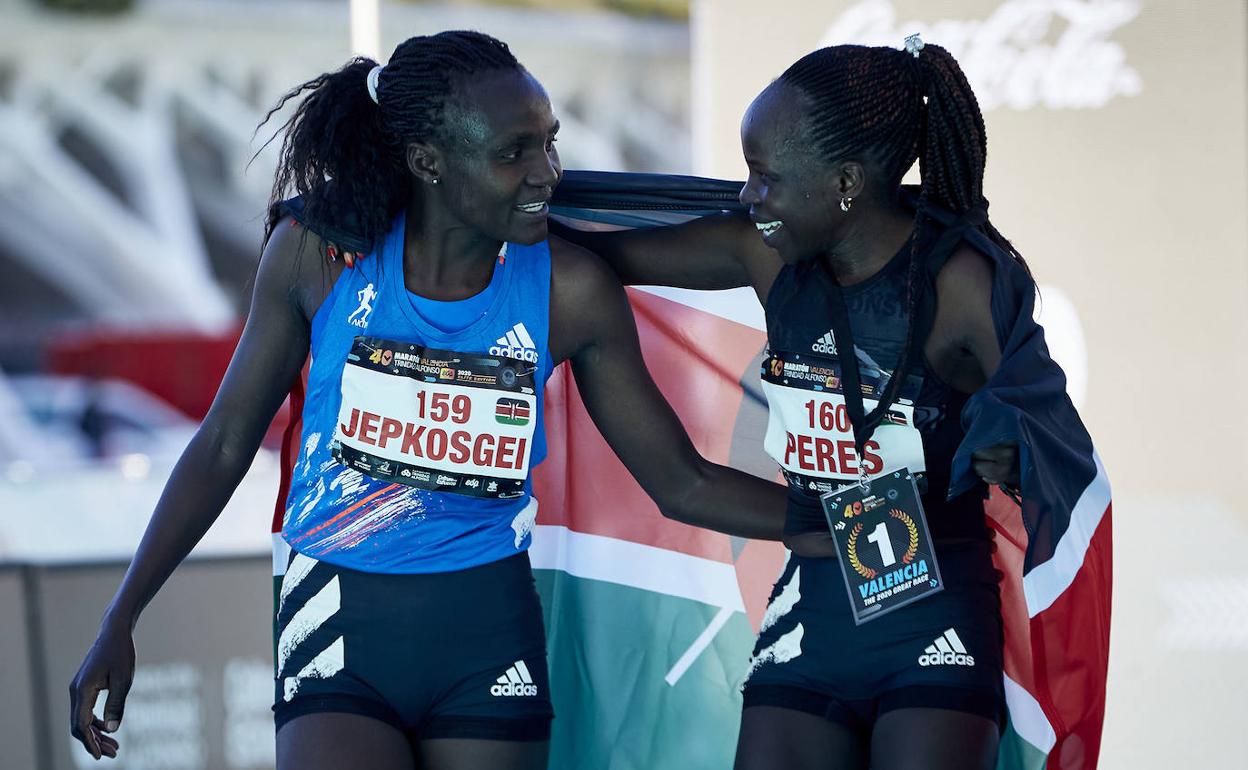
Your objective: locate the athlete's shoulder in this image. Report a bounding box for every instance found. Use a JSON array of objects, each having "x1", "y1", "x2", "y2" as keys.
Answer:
[
  {"x1": 930, "y1": 240, "x2": 1002, "y2": 367},
  {"x1": 936, "y1": 243, "x2": 995, "y2": 296},
  {"x1": 544, "y1": 234, "x2": 634, "y2": 364},
  {"x1": 547, "y1": 234, "x2": 625, "y2": 299},
  {"x1": 262, "y1": 214, "x2": 348, "y2": 322}
]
